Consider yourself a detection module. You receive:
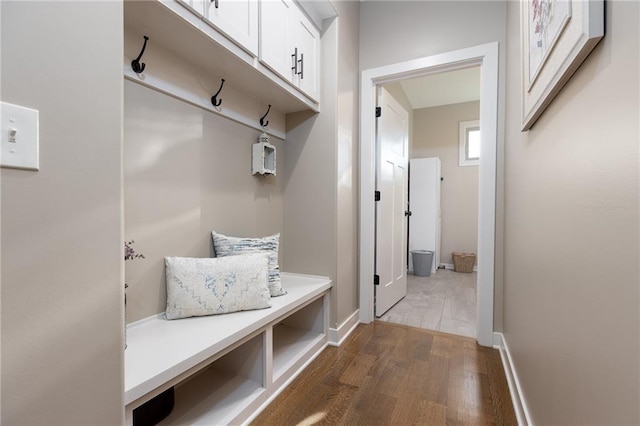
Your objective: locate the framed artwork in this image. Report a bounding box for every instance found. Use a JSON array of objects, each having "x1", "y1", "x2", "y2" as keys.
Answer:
[{"x1": 521, "y1": 0, "x2": 604, "y2": 131}]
